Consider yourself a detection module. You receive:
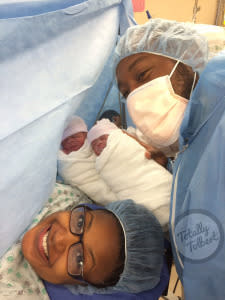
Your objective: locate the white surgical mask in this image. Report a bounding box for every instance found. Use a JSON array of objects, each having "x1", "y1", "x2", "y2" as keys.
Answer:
[{"x1": 127, "y1": 60, "x2": 196, "y2": 148}]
